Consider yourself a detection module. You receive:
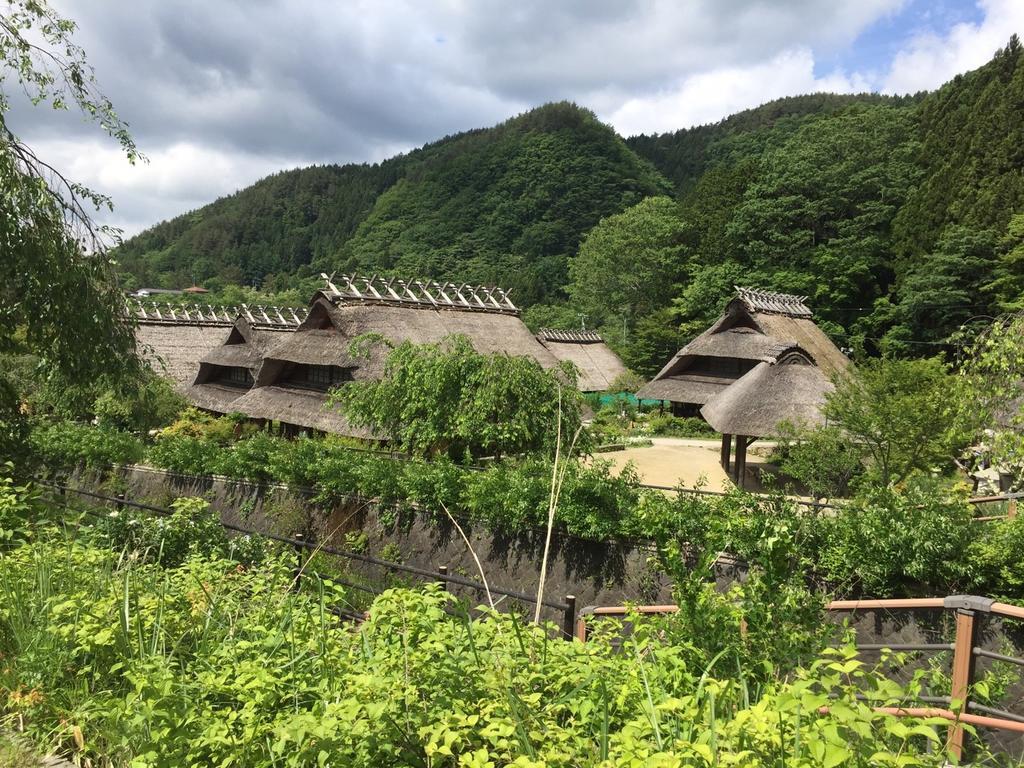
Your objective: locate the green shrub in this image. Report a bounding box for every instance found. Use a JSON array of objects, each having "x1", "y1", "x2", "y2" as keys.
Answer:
[
  {"x1": 97, "y1": 496, "x2": 264, "y2": 567},
  {"x1": 819, "y1": 483, "x2": 976, "y2": 597},
  {"x1": 646, "y1": 414, "x2": 716, "y2": 438},
  {"x1": 970, "y1": 515, "x2": 1024, "y2": 598},
  {"x1": 0, "y1": 532, "x2": 967, "y2": 767},
  {"x1": 0, "y1": 464, "x2": 38, "y2": 546},
  {"x1": 214, "y1": 432, "x2": 283, "y2": 483},
  {"x1": 30, "y1": 421, "x2": 144, "y2": 471},
  {"x1": 147, "y1": 433, "x2": 222, "y2": 476},
  {"x1": 158, "y1": 408, "x2": 245, "y2": 444}
]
